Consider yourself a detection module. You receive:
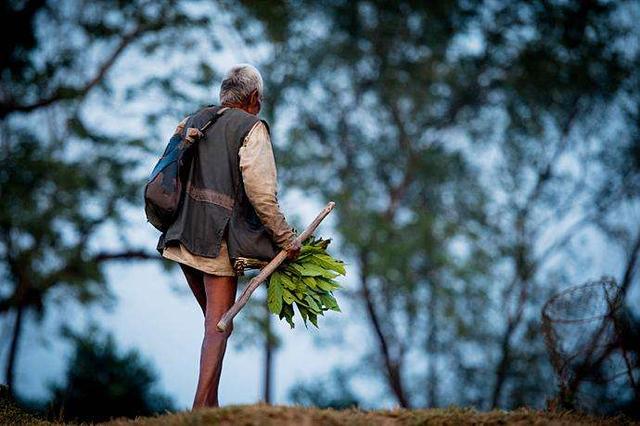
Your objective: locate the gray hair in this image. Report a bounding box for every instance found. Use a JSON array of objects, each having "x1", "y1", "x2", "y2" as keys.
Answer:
[{"x1": 219, "y1": 64, "x2": 264, "y2": 105}]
